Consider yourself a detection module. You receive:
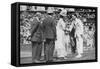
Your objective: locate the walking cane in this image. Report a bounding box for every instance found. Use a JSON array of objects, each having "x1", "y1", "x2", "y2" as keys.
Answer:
[
  {"x1": 40, "y1": 40, "x2": 45, "y2": 61},
  {"x1": 42, "y1": 41, "x2": 44, "y2": 57}
]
